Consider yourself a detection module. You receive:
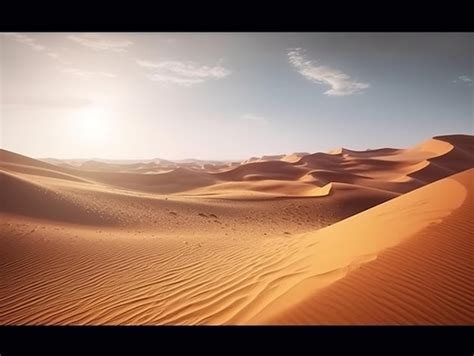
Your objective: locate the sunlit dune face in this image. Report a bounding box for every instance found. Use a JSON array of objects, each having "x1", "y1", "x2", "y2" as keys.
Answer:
[{"x1": 72, "y1": 106, "x2": 111, "y2": 142}]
